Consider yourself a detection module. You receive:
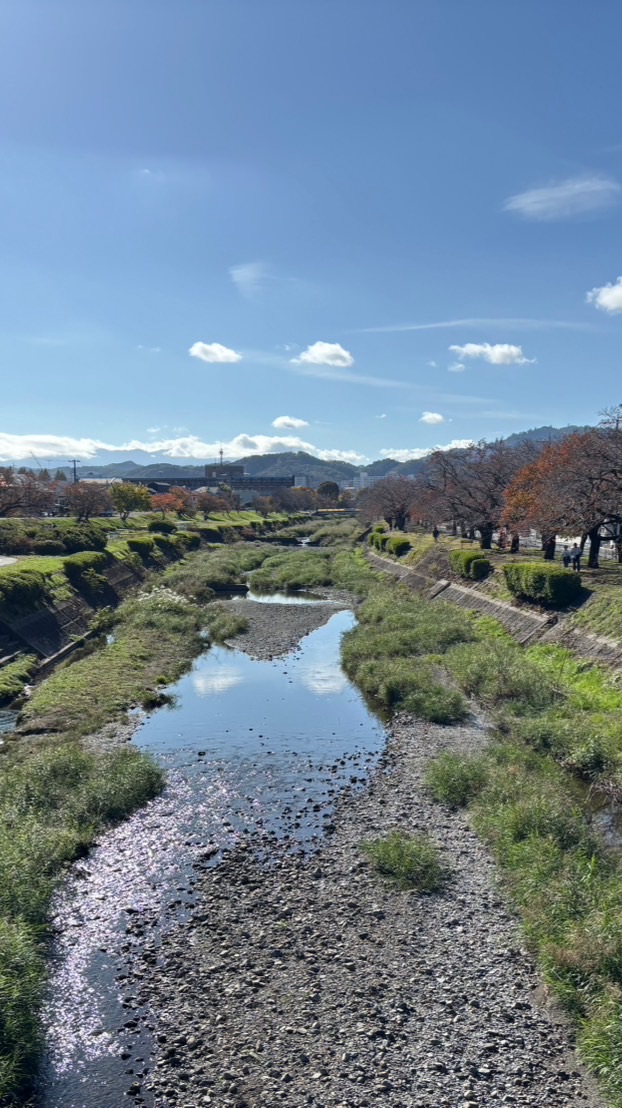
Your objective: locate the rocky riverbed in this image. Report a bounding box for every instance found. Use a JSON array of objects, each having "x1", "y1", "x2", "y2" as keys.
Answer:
[
  {"x1": 134, "y1": 713, "x2": 603, "y2": 1108},
  {"x1": 231, "y1": 591, "x2": 353, "y2": 661}
]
